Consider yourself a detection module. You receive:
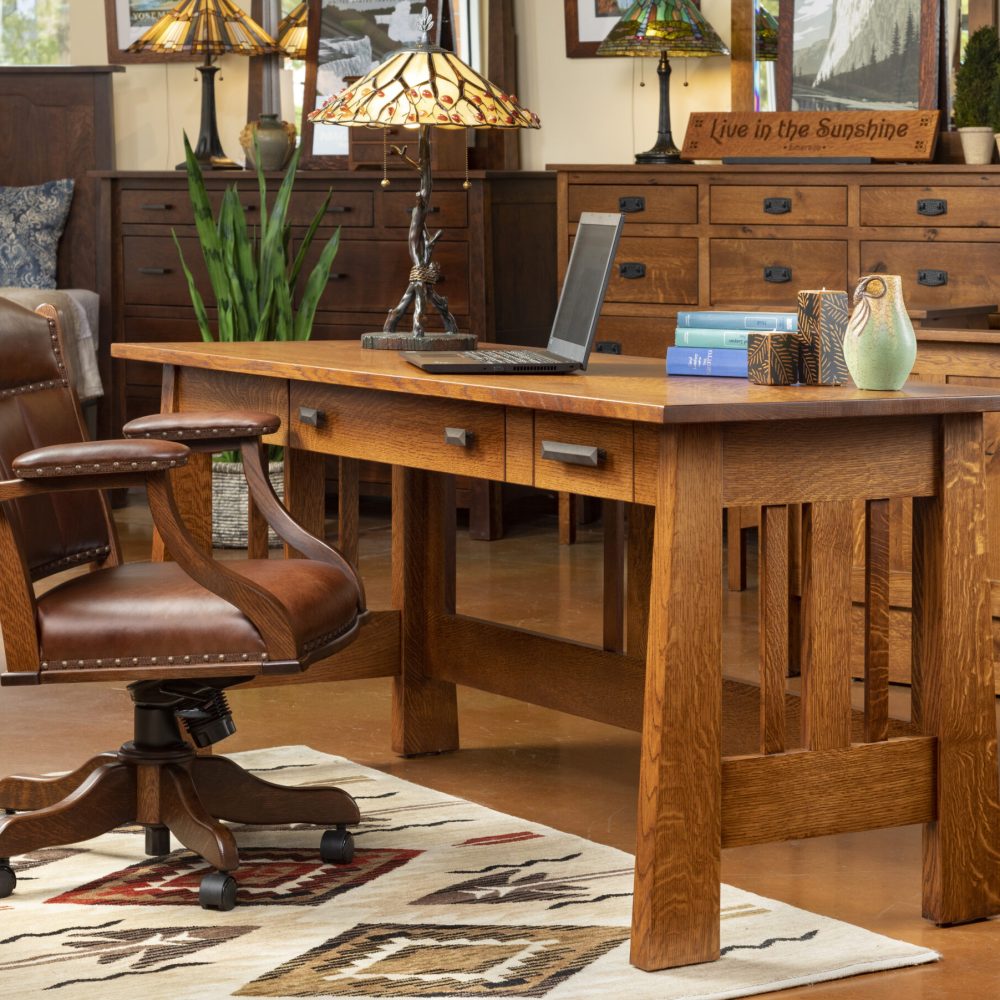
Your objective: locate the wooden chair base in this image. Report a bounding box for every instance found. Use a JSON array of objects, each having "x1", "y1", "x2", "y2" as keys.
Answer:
[{"x1": 0, "y1": 747, "x2": 359, "y2": 878}]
